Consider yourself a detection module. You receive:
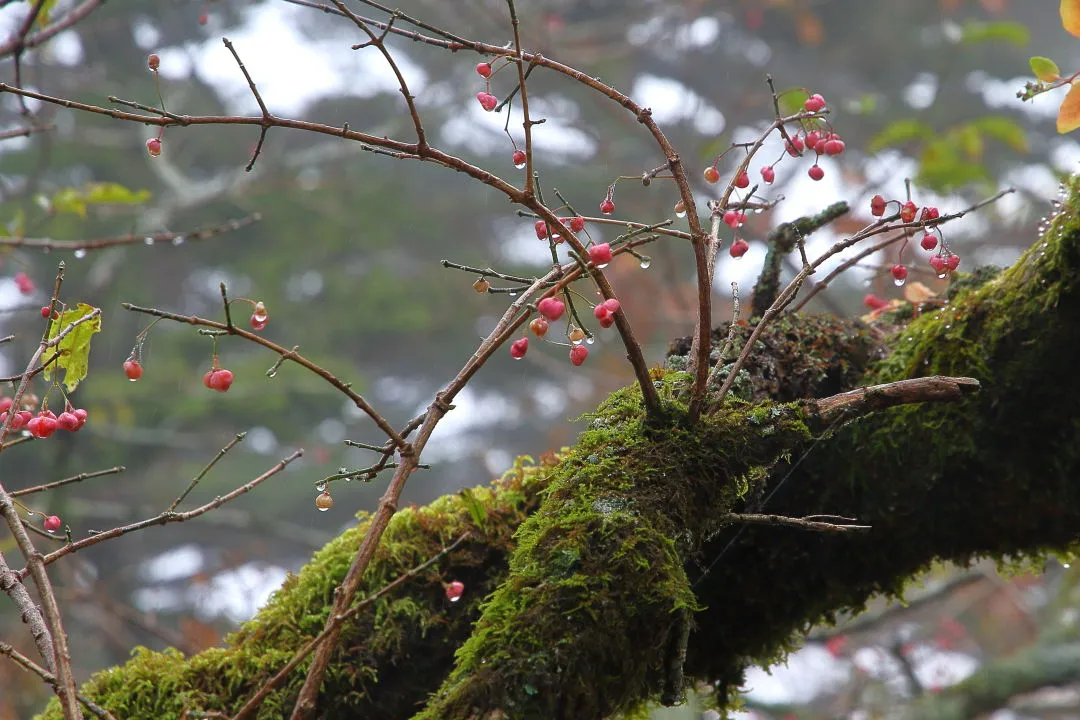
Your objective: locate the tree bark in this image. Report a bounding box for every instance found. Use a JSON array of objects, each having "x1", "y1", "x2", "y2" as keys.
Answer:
[{"x1": 34, "y1": 180, "x2": 1080, "y2": 719}]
